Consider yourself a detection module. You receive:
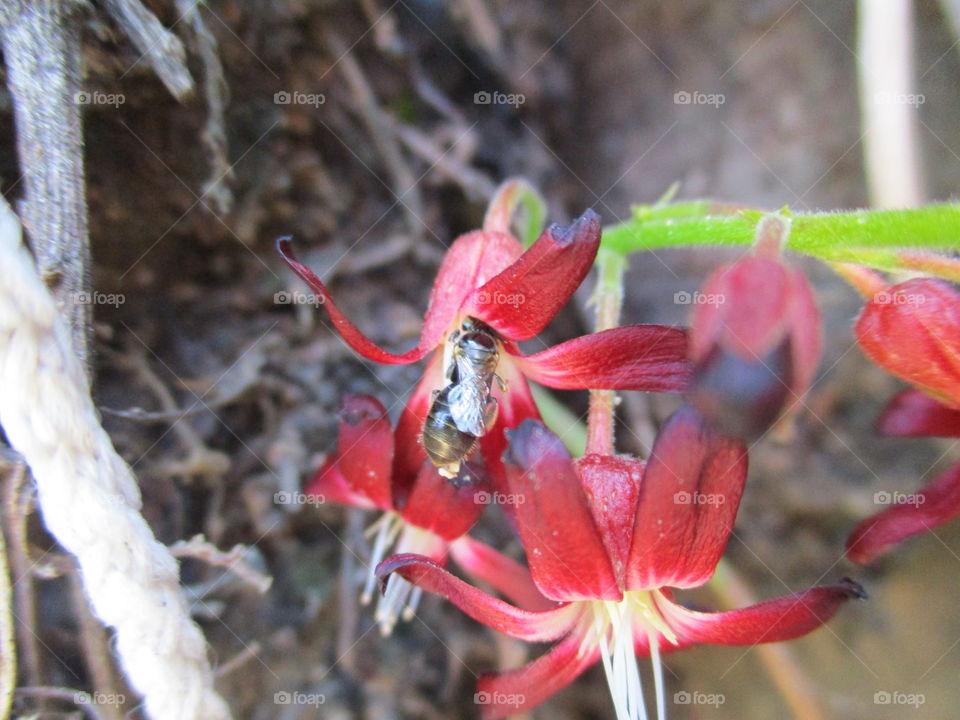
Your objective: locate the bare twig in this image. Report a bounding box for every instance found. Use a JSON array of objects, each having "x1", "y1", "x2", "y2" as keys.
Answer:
[
  {"x1": 326, "y1": 30, "x2": 427, "y2": 244},
  {"x1": 0, "y1": 470, "x2": 16, "y2": 720},
  {"x1": 175, "y1": 0, "x2": 233, "y2": 215},
  {"x1": 1, "y1": 463, "x2": 41, "y2": 688},
  {"x1": 0, "y1": 0, "x2": 92, "y2": 368},
  {"x1": 102, "y1": 0, "x2": 194, "y2": 100},
  {"x1": 171, "y1": 534, "x2": 273, "y2": 595},
  {"x1": 15, "y1": 686, "x2": 108, "y2": 720},
  {"x1": 858, "y1": 0, "x2": 925, "y2": 207}
]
